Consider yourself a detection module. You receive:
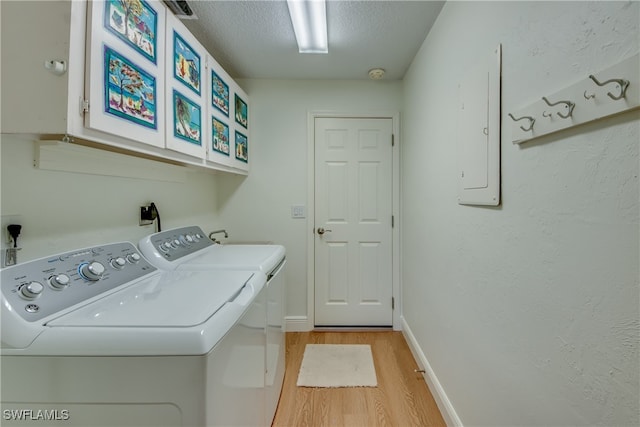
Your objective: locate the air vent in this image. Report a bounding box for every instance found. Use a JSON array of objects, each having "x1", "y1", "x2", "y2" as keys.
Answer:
[{"x1": 163, "y1": 0, "x2": 197, "y2": 19}]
